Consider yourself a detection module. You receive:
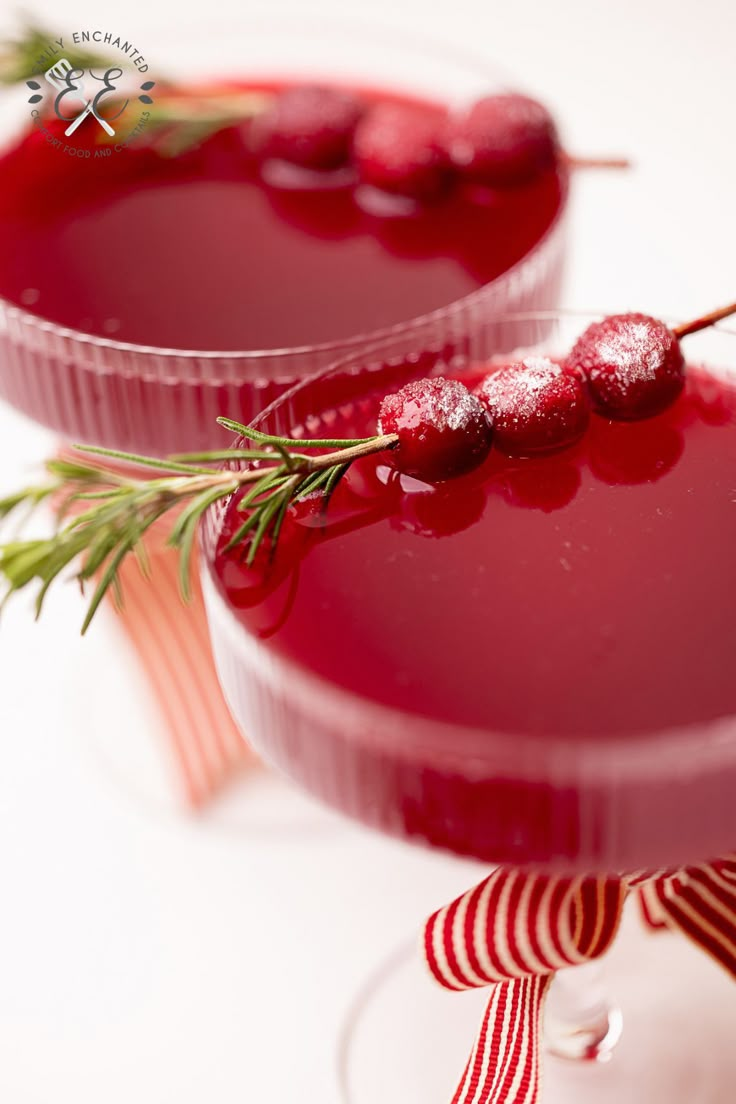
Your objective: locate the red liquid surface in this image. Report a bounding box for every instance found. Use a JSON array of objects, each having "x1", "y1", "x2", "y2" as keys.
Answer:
[
  {"x1": 211, "y1": 367, "x2": 736, "y2": 867},
  {"x1": 0, "y1": 83, "x2": 564, "y2": 454},
  {"x1": 217, "y1": 370, "x2": 736, "y2": 738},
  {"x1": 0, "y1": 86, "x2": 563, "y2": 351}
]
